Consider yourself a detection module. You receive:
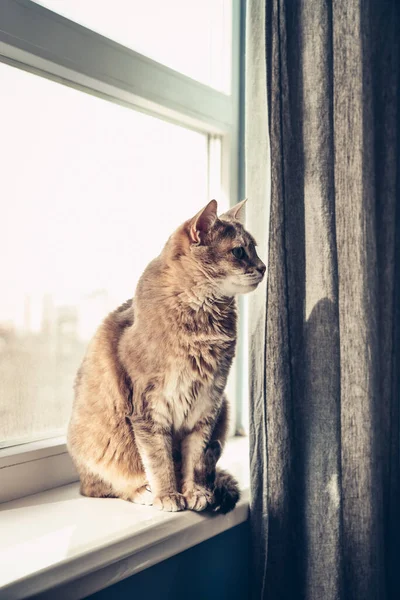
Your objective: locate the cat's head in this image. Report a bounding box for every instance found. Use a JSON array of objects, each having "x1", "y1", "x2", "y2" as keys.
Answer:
[{"x1": 166, "y1": 199, "x2": 266, "y2": 296}]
